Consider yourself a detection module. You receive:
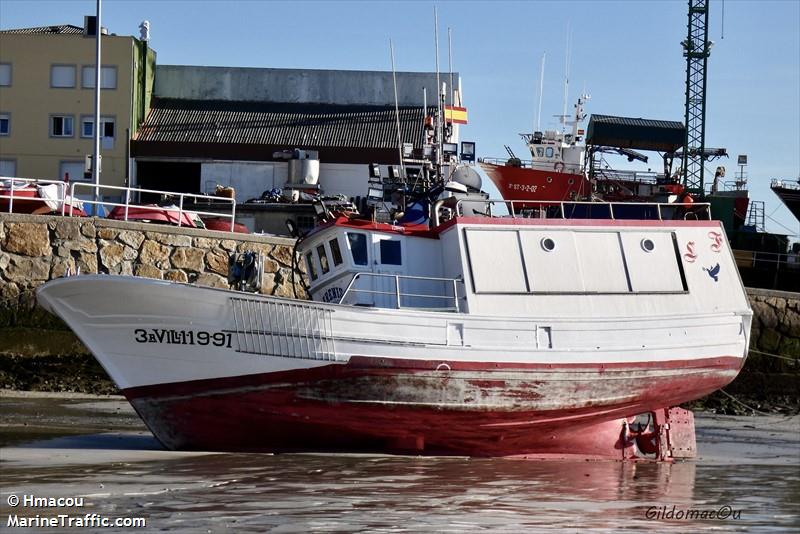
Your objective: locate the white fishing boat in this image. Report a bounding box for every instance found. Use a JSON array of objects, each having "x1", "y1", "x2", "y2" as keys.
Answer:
[{"x1": 37, "y1": 195, "x2": 751, "y2": 459}]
